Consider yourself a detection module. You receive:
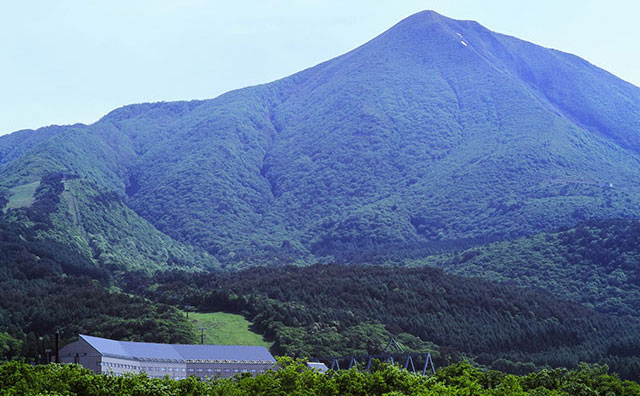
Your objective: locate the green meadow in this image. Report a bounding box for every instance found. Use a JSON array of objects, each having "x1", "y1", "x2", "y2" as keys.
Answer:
[
  {"x1": 187, "y1": 311, "x2": 271, "y2": 348},
  {"x1": 4, "y1": 181, "x2": 39, "y2": 211}
]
